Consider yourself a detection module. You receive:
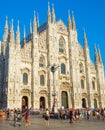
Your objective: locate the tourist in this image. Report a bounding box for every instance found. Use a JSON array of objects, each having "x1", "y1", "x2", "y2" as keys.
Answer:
[
  {"x1": 25, "y1": 106, "x2": 31, "y2": 127},
  {"x1": 44, "y1": 108, "x2": 50, "y2": 127}
]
